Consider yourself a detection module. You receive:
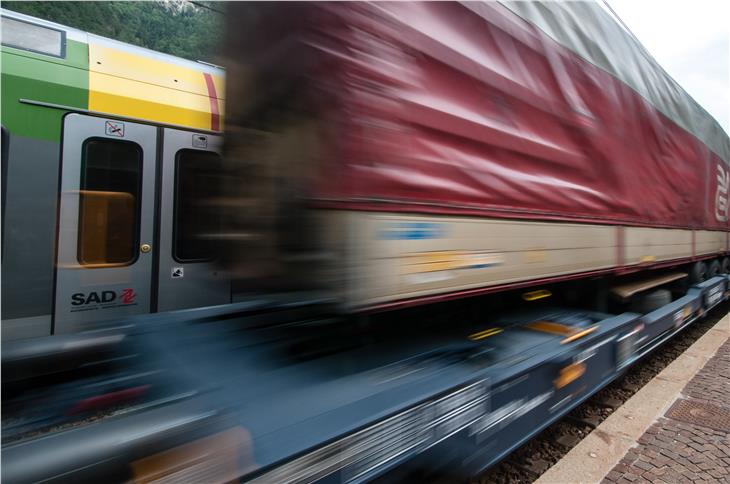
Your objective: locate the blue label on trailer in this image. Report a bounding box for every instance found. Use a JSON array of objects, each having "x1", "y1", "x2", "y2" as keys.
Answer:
[{"x1": 379, "y1": 222, "x2": 447, "y2": 240}]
